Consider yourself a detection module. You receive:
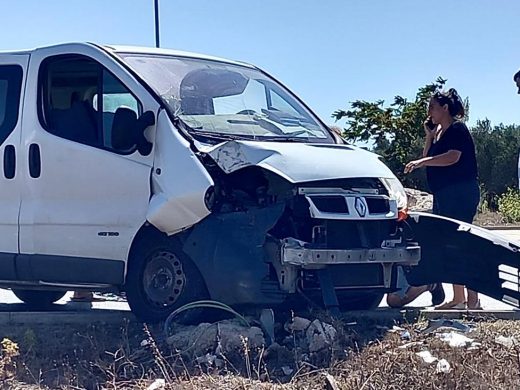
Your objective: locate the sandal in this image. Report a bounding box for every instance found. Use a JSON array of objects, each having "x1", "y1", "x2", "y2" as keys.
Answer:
[
  {"x1": 434, "y1": 301, "x2": 467, "y2": 310},
  {"x1": 467, "y1": 300, "x2": 483, "y2": 310}
]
